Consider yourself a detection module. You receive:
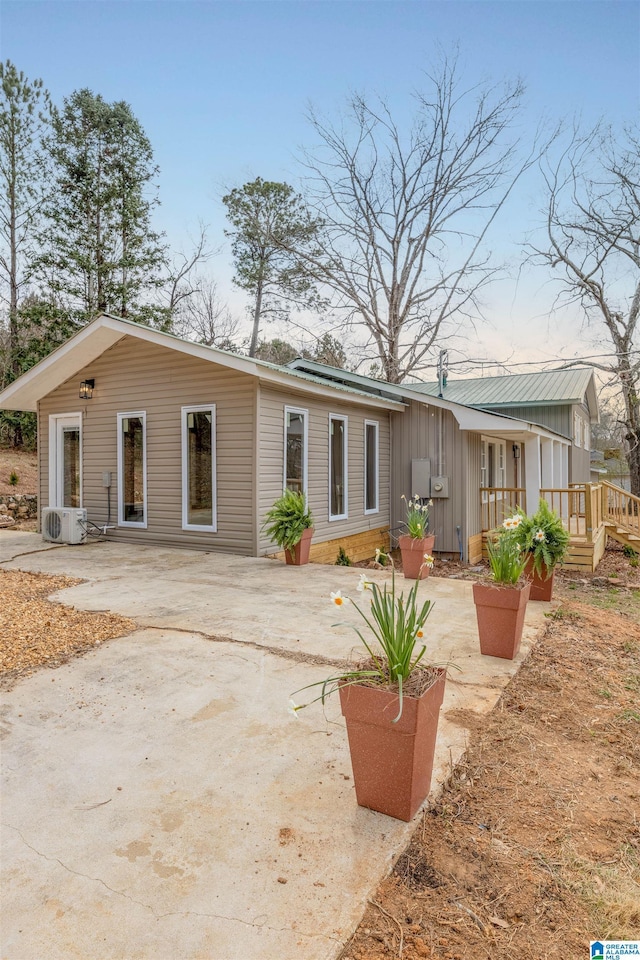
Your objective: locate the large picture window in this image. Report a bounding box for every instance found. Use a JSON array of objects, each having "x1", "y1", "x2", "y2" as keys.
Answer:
[
  {"x1": 329, "y1": 414, "x2": 348, "y2": 520},
  {"x1": 117, "y1": 412, "x2": 147, "y2": 527},
  {"x1": 364, "y1": 420, "x2": 379, "y2": 514},
  {"x1": 284, "y1": 407, "x2": 308, "y2": 493},
  {"x1": 182, "y1": 405, "x2": 216, "y2": 531}
]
